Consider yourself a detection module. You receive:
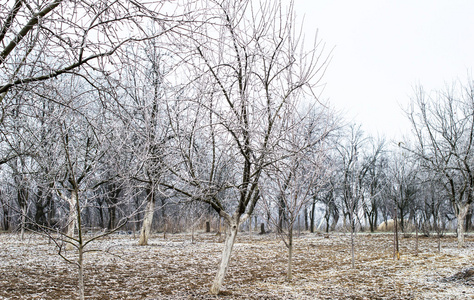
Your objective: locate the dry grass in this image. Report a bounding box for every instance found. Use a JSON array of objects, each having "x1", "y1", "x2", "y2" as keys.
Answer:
[{"x1": 1, "y1": 231, "x2": 473, "y2": 299}]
